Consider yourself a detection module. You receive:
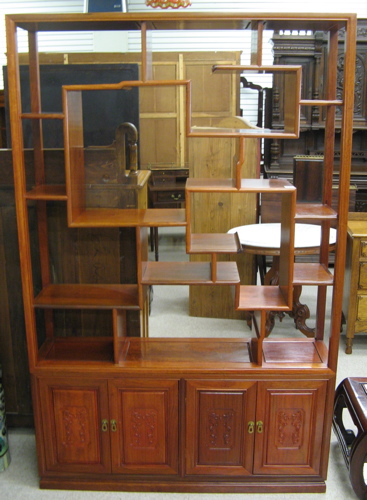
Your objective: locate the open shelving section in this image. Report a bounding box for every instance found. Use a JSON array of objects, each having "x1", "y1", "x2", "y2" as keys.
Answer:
[{"x1": 5, "y1": 11, "x2": 356, "y2": 494}]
